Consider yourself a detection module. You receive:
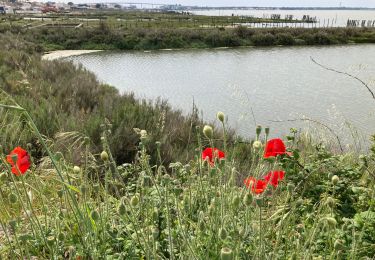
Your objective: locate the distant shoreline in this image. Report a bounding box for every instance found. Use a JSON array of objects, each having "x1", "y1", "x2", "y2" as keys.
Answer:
[{"x1": 42, "y1": 50, "x2": 102, "y2": 60}]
